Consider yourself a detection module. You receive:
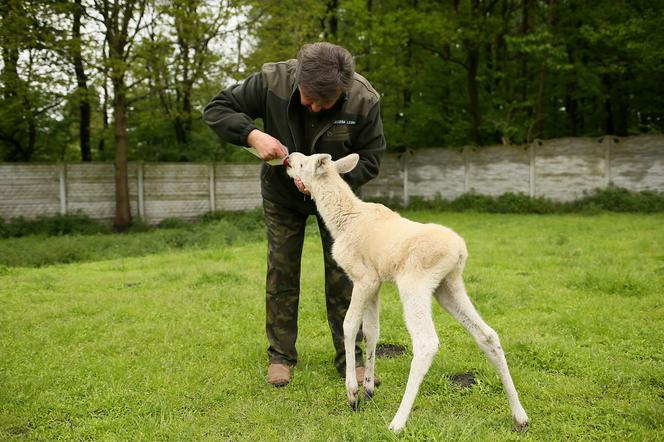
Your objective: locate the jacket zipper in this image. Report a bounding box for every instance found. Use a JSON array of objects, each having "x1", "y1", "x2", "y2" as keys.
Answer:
[{"x1": 286, "y1": 91, "x2": 298, "y2": 153}]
